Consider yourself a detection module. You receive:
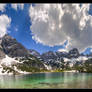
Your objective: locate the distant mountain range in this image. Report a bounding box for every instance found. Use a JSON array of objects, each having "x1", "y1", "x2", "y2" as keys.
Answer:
[
  {"x1": 29, "y1": 47, "x2": 88, "y2": 70},
  {"x1": 0, "y1": 34, "x2": 92, "y2": 74}
]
